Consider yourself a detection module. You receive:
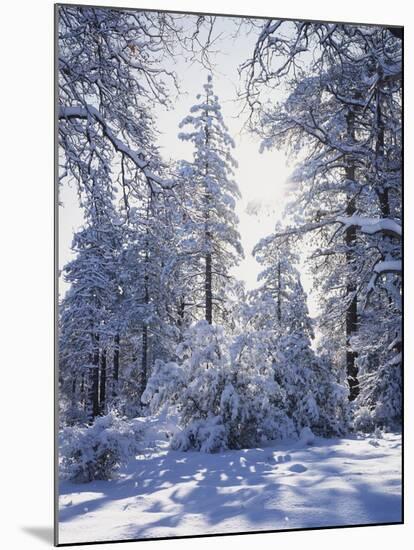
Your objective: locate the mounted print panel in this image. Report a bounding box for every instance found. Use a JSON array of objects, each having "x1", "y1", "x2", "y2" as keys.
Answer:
[{"x1": 55, "y1": 3, "x2": 403, "y2": 546}]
